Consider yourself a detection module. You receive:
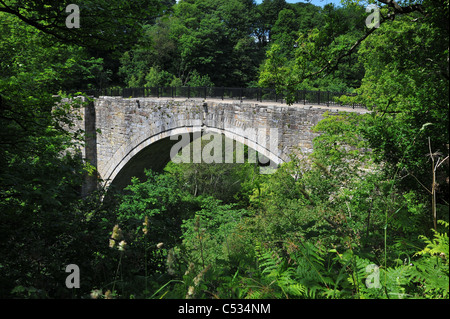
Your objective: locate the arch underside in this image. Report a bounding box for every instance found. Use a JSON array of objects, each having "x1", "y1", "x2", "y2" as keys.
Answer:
[{"x1": 103, "y1": 126, "x2": 284, "y2": 191}]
